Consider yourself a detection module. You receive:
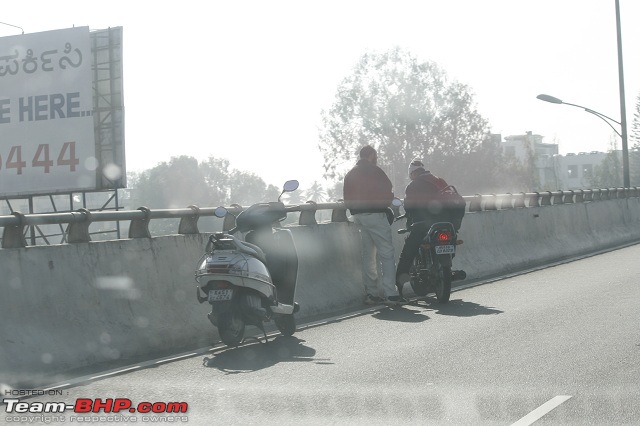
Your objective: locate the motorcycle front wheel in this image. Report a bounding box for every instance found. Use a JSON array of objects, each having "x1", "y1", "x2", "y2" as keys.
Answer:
[
  {"x1": 435, "y1": 265, "x2": 452, "y2": 303},
  {"x1": 218, "y1": 310, "x2": 245, "y2": 347},
  {"x1": 410, "y1": 255, "x2": 429, "y2": 297},
  {"x1": 274, "y1": 314, "x2": 296, "y2": 337}
]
